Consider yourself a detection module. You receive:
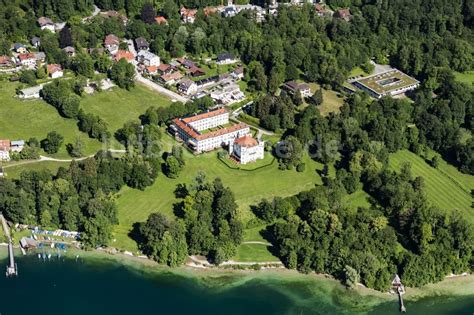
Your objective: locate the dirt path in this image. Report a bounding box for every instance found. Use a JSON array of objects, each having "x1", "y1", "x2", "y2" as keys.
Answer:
[{"x1": 3, "y1": 149, "x2": 127, "y2": 169}]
